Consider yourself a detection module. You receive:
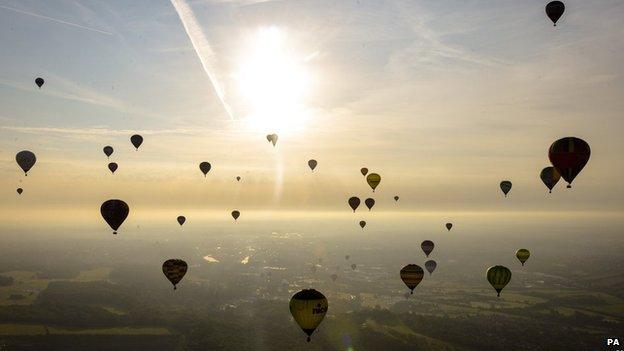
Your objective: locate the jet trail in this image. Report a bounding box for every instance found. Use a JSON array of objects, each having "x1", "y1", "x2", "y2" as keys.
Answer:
[
  {"x1": 170, "y1": 0, "x2": 234, "y2": 120},
  {"x1": 0, "y1": 4, "x2": 113, "y2": 35}
]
